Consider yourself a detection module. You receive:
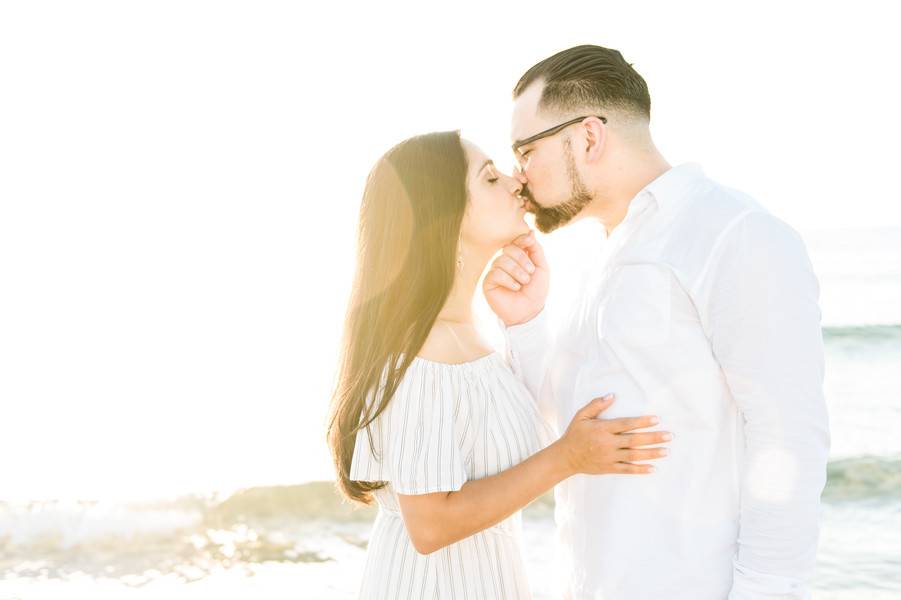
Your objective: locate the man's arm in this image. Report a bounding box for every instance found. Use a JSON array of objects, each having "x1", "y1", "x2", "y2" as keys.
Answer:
[
  {"x1": 501, "y1": 307, "x2": 552, "y2": 412},
  {"x1": 484, "y1": 231, "x2": 555, "y2": 422},
  {"x1": 700, "y1": 211, "x2": 831, "y2": 599}
]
